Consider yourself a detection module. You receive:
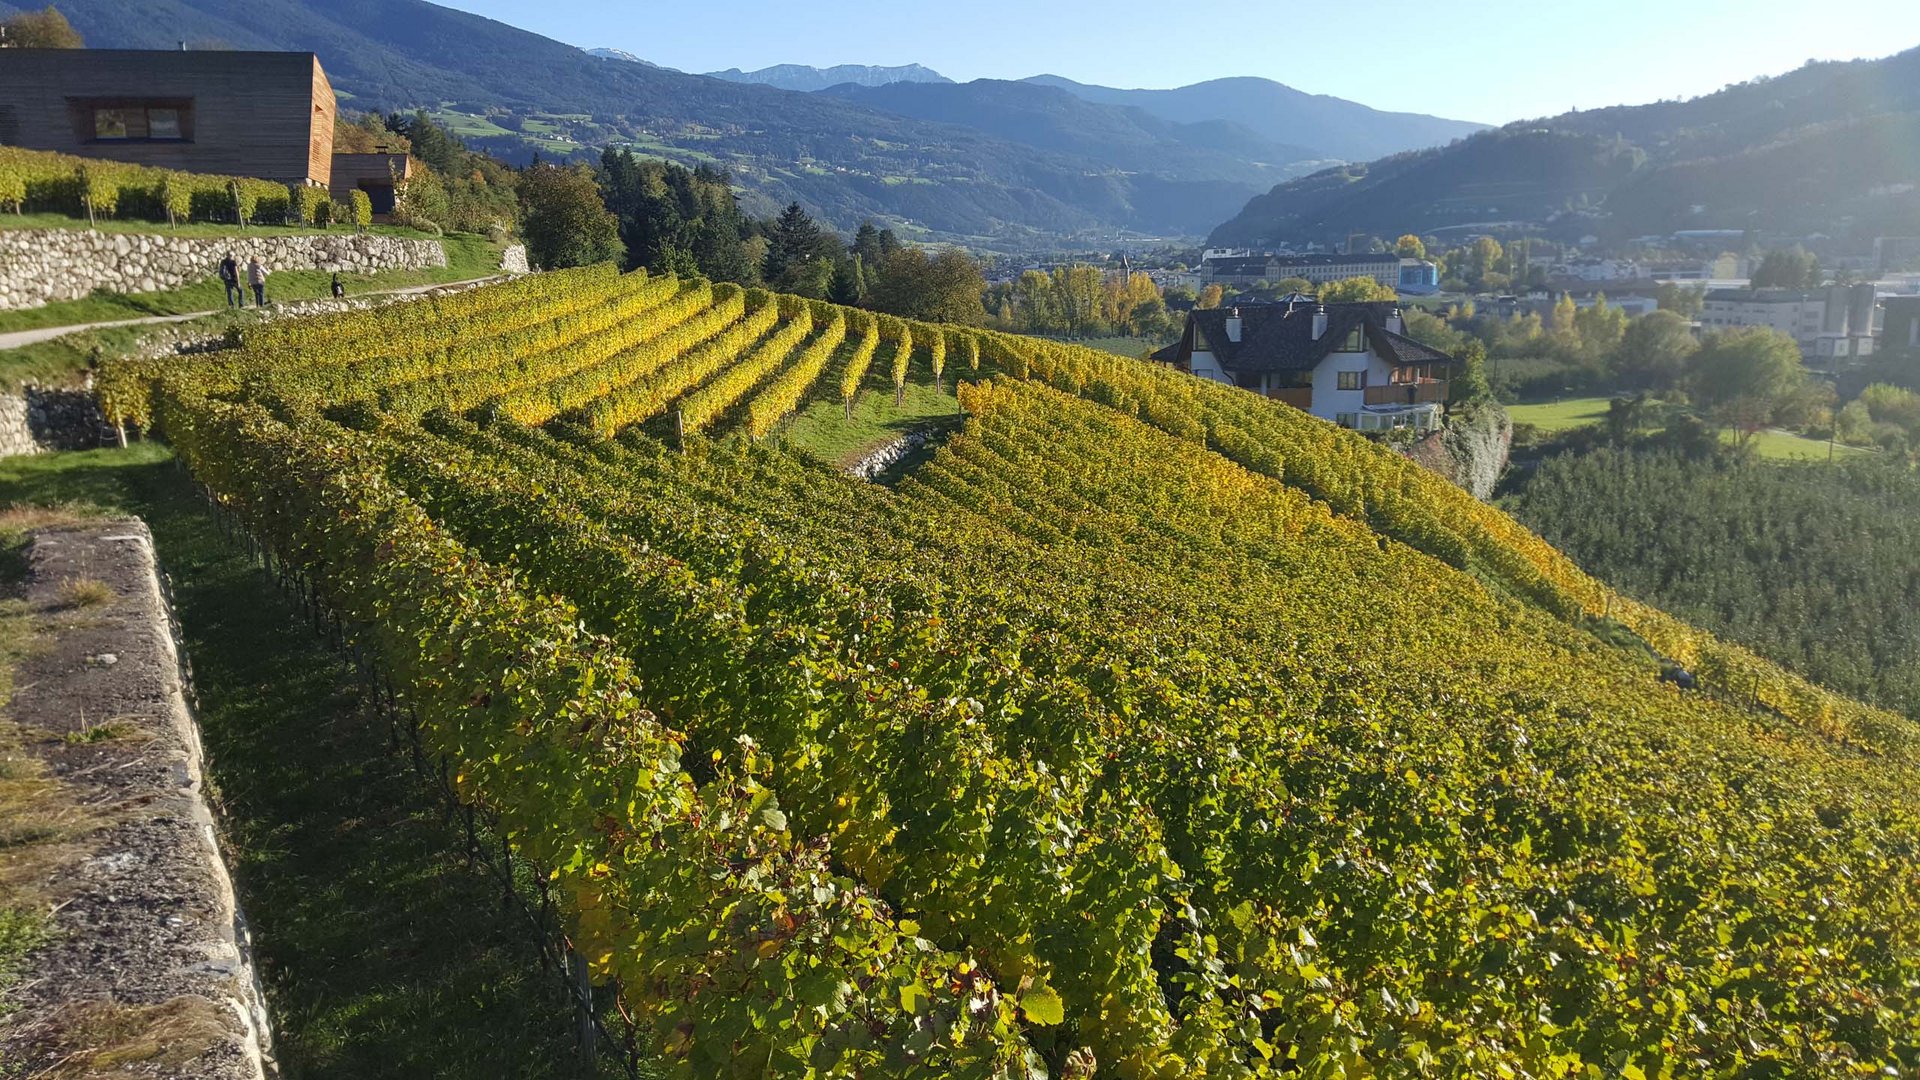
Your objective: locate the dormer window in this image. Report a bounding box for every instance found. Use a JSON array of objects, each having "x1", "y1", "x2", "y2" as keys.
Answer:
[{"x1": 1340, "y1": 327, "x2": 1364, "y2": 352}]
